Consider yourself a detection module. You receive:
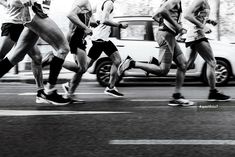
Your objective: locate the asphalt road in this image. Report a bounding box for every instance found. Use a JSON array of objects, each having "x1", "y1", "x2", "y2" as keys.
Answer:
[{"x1": 1, "y1": 81, "x2": 235, "y2": 157}]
